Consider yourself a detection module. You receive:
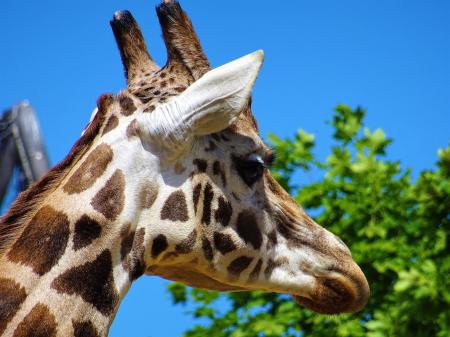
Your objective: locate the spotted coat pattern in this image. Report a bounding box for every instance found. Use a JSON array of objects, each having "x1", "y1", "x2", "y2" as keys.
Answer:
[{"x1": 0, "y1": 1, "x2": 369, "y2": 336}]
